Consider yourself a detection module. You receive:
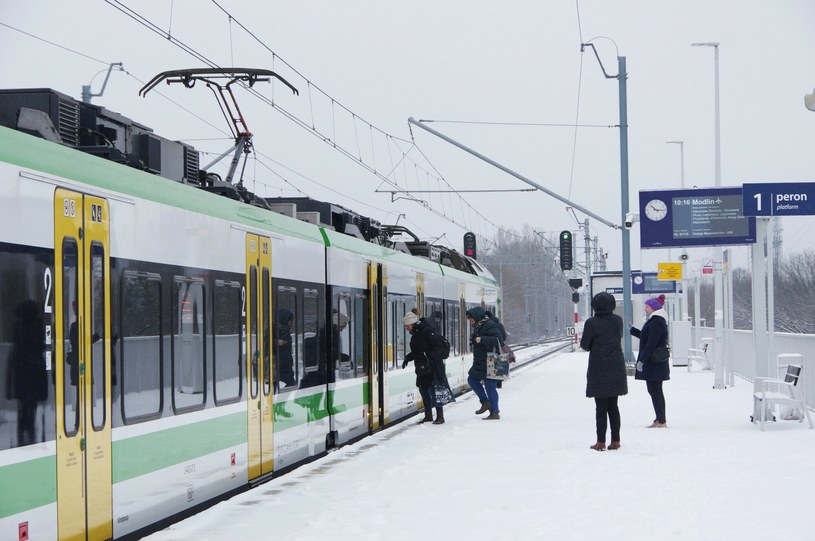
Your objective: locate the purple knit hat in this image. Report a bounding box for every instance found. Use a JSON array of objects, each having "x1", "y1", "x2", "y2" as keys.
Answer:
[{"x1": 645, "y1": 297, "x2": 662, "y2": 310}]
